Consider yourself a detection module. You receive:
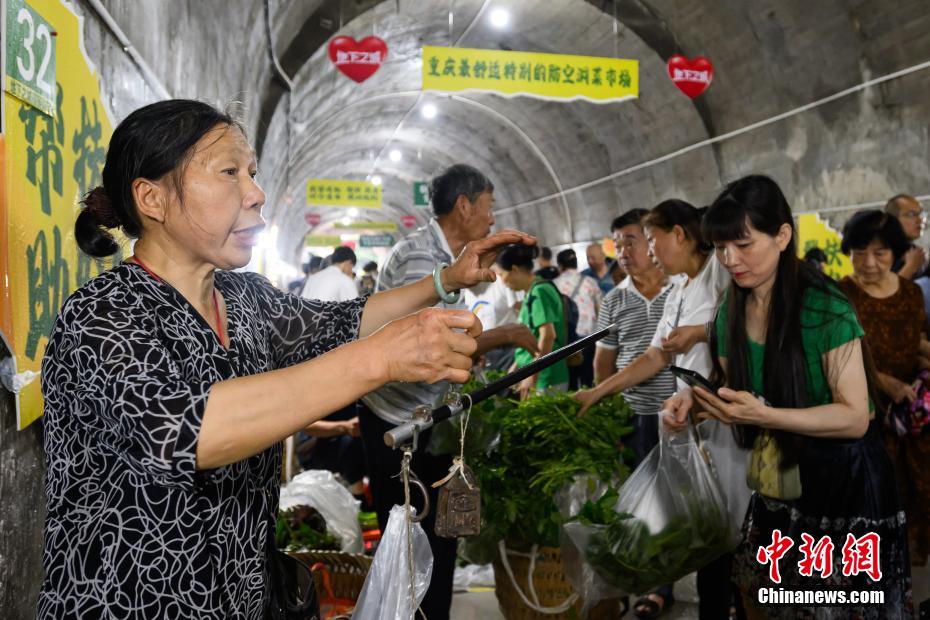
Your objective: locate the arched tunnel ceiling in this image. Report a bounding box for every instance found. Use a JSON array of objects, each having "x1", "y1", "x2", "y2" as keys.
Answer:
[{"x1": 250, "y1": 0, "x2": 930, "y2": 262}]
